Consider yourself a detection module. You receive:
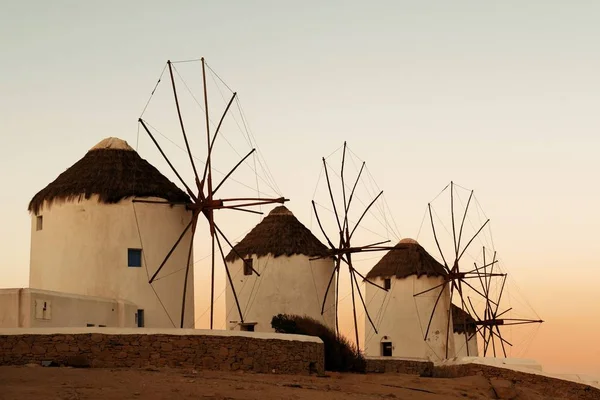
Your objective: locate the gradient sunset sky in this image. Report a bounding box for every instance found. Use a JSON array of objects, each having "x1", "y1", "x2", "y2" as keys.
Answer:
[{"x1": 1, "y1": 1, "x2": 599, "y2": 377}]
